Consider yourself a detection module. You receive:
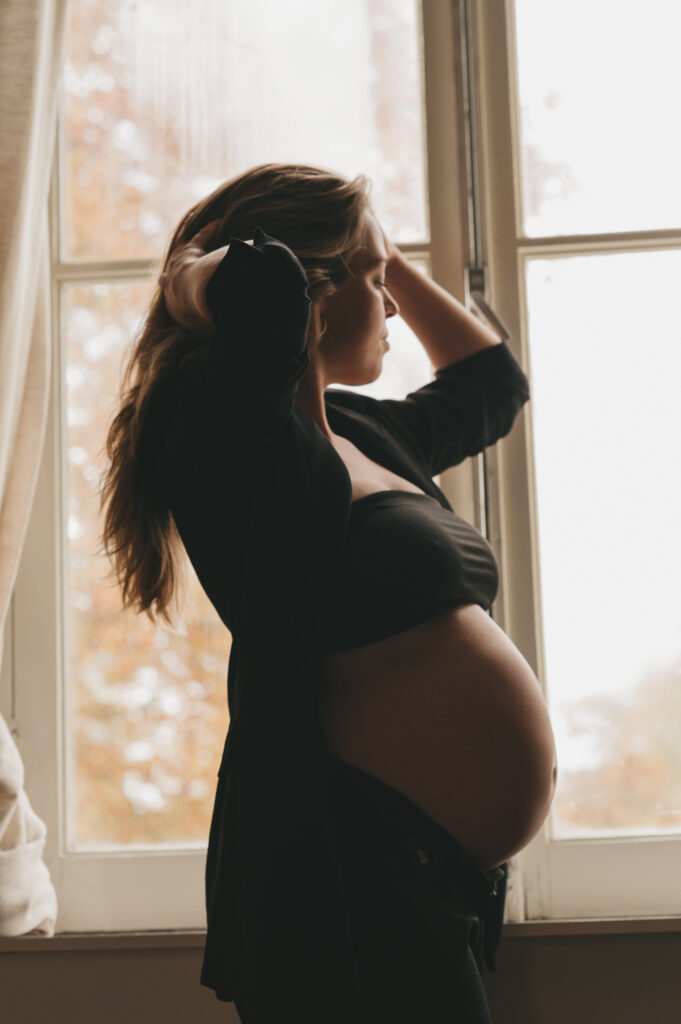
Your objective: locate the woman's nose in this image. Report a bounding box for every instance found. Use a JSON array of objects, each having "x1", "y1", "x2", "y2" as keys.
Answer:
[{"x1": 385, "y1": 291, "x2": 399, "y2": 317}]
